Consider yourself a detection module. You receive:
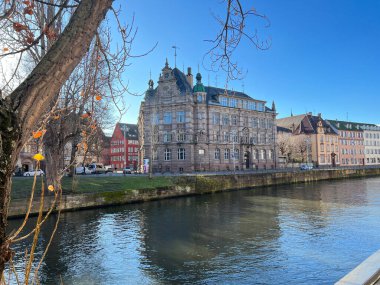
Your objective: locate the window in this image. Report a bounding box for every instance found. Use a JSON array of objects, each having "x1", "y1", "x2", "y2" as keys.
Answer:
[
  {"x1": 197, "y1": 94, "x2": 203, "y2": 103},
  {"x1": 232, "y1": 133, "x2": 239, "y2": 143},
  {"x1": 163, "y1": 112, "x2": 172, "y2": 124},
  {"x1": 260, "y1": 150, "x2": 265, "y2": 160},
  {"x1": 177, "y1": 132, "x2": 186, "y2": 142},
  {"x1": 220, "y1": 97, "x2": 228, "y2": 106},
  {"x1": 164, "y1": 149, "x2": 171, "y2": 161},
  {"x1": 229, "y1": 98, "x2": 237, "y2": 108},
  {"x1": 213, "y1": 113, "x2": 220, "y2": 125},
  {"x1": 163, "y1": 132, "x2": 172, "y2": 142},
  {"x1": 176, "y1": 111, "x2": 185, "y2": 123},
  {"x1": 222, "y1": 114, "x2": 230, "y2": 125},
  {"x1": 260, "y1": 118, "x2": 266, "y2": 128},
  {"x1": 224, "y1": 149, "x2": 230, "y2": 160},
  {"x1": 257, "y1": 103, "x2": 264, "y2": 111},
  {"x1": 223, "y1": 132, "x2": 229, "y2": 142},
  {"x1": 252, "y1": 117, "x2": 258, "y2": 128},
  {"x1": 248, "y1": 101, "x2": 255, "y2": 110},
  {"x1": 178, "y1": 148, "x2": 186, "y2": 160},
  {"x1": 232, "y1": 115, "x2": 238, "y2": 125},
  {"x1": 215, "y1": 148, "x2": 220, "y2": 159},
  {"x1": 215, "y1": 131, "x2": 220, "y2": 142}
]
